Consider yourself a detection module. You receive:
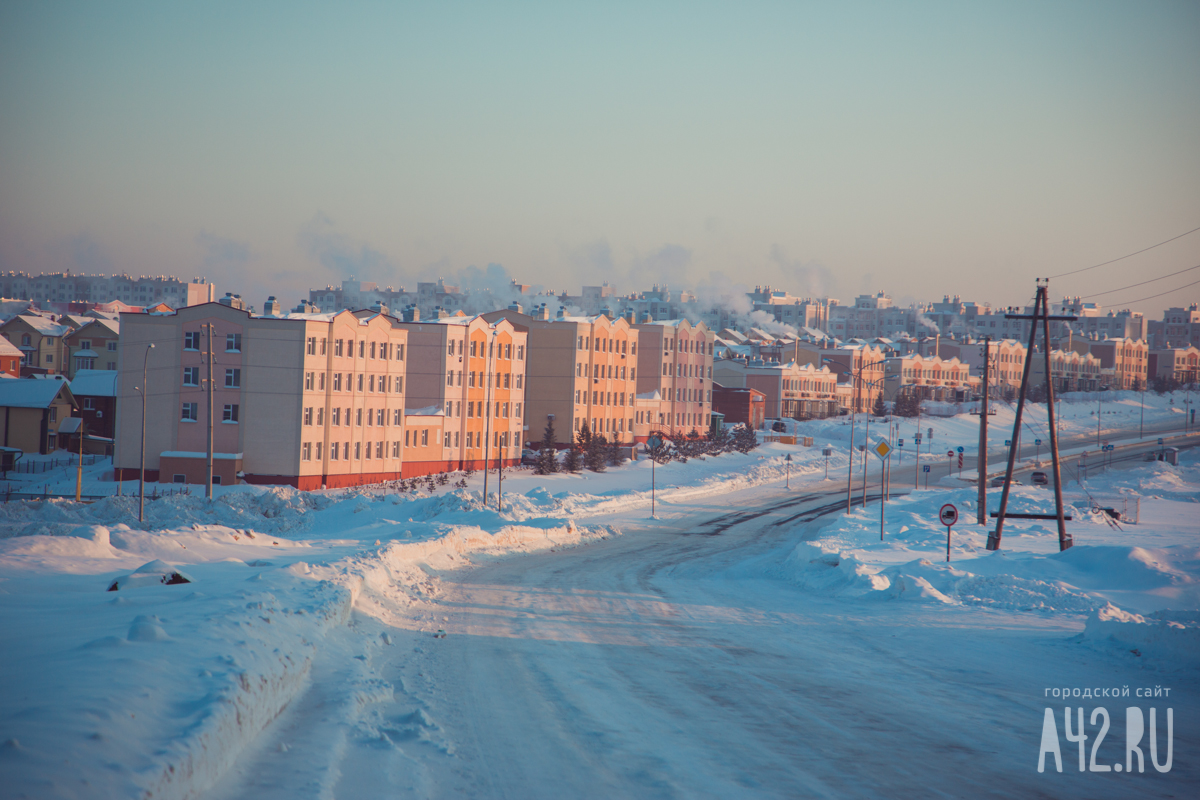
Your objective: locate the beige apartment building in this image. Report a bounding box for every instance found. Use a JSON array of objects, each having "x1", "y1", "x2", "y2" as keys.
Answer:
[
  {"x1": 1028, "y1": 349, "x2": 1103, "y2": 393},
  {"x1": 799, "y1": 343, "x2": 887, "y2": 413},
  {"x1": 712, "y1": 359, "x2": 839, "y2": 421},
  {"x1": 634, "y1": 319, "x2": 715, "y2": 438},
  {"x1": 1148, "y1": 346, "x2": 1200, "y2": 384},
  {"x1": 114, "y1": 303, "x2": 413, "y2": 489},
  {"x1": 397, "y1": 313, "x2": 527, "y2": 470},
  {"x1": 883, "y1": 354, "x2": 977, "y2": 403},
  {"x1": 1072, "y1": 337, "x2": 1148, "y2": 390},
  {"x1": 483, "y1": 308, "x2": 638, "y2": 446}
]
